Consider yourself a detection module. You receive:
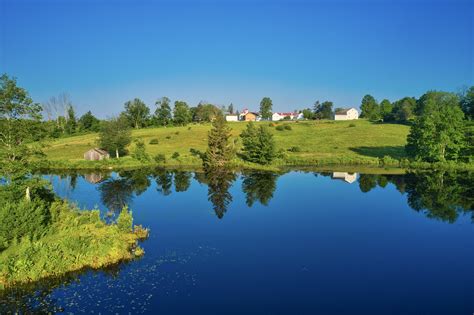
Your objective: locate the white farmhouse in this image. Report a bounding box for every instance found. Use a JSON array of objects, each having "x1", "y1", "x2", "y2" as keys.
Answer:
[
  {"x1": 334, "y1": 108, "x2": 359, "y2": 120},
  {"x1": 225, "y1": 115, "x2": 239, "y2": 122},
  {"x1": 272, "y1": 112, "x2": 297, "y2": 121}
]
